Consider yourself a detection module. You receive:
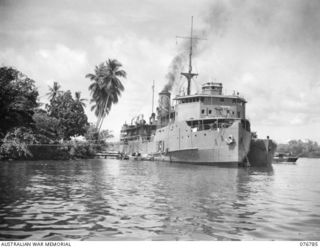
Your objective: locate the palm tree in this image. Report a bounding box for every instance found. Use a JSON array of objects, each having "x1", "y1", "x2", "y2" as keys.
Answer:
[
  {"x1": 86, "y1": 59, "x2": 126, "y2": 132},
  {"x1": 46, "y1": 82, "x2": 63, "y2": 101},
  {"x1": 74, "y1": 91, "x2": 87, "y2": 107},
  {"x1": 86, "y1": 63, "x2": 107, "y2": 122}
]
